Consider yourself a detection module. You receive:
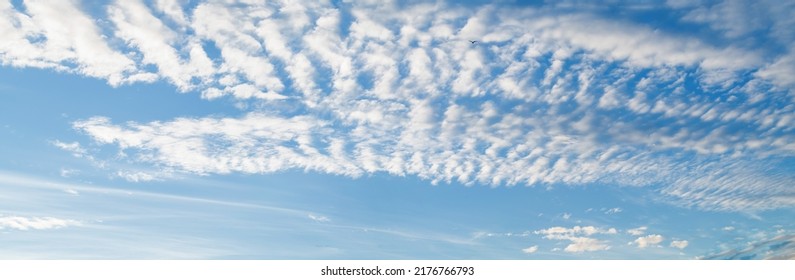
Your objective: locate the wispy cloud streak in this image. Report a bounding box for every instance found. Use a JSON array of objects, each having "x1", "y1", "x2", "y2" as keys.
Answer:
[{"x1": 0, "y1": 216, "x2": 80, "y2": 230}]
